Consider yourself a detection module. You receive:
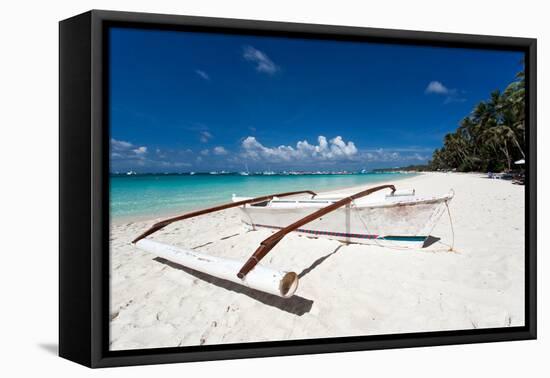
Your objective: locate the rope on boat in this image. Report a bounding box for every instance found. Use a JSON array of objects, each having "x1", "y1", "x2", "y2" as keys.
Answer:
[
  {"x1": 445, "y1": 200, "x2": 455, "y2": 252},
  {"x1": 350, "y1": 198, "x2": 456, "y2": 252},
  {"x1": 350, "y1": 199, "x2": 412, "y2": 251}
]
